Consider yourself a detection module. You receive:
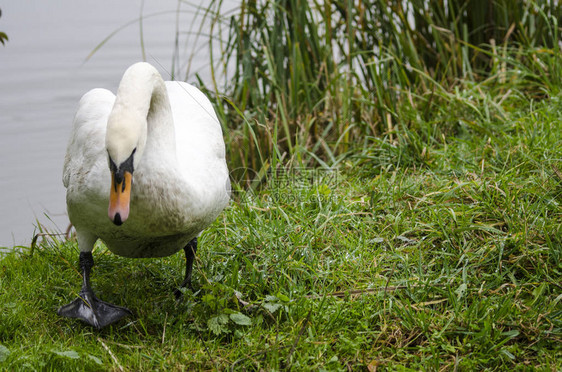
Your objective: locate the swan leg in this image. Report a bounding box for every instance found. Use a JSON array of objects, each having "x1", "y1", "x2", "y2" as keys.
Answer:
[
  {"x1": 174, "y1": 238, "x2": 198, "y2": 298},
  {"x1": 58, "y1": 252, "x2": 131, "y2": 329}
]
